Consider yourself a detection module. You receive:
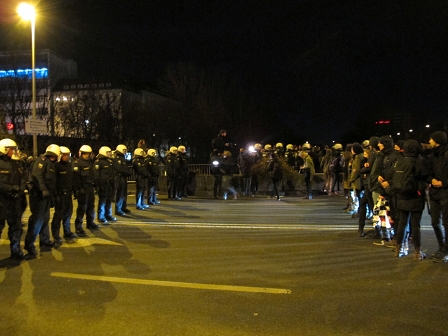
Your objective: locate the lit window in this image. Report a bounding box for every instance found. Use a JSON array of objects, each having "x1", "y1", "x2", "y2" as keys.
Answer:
[{"x1": 62, "y1": 96, "x2": 68, "y2": 101}]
